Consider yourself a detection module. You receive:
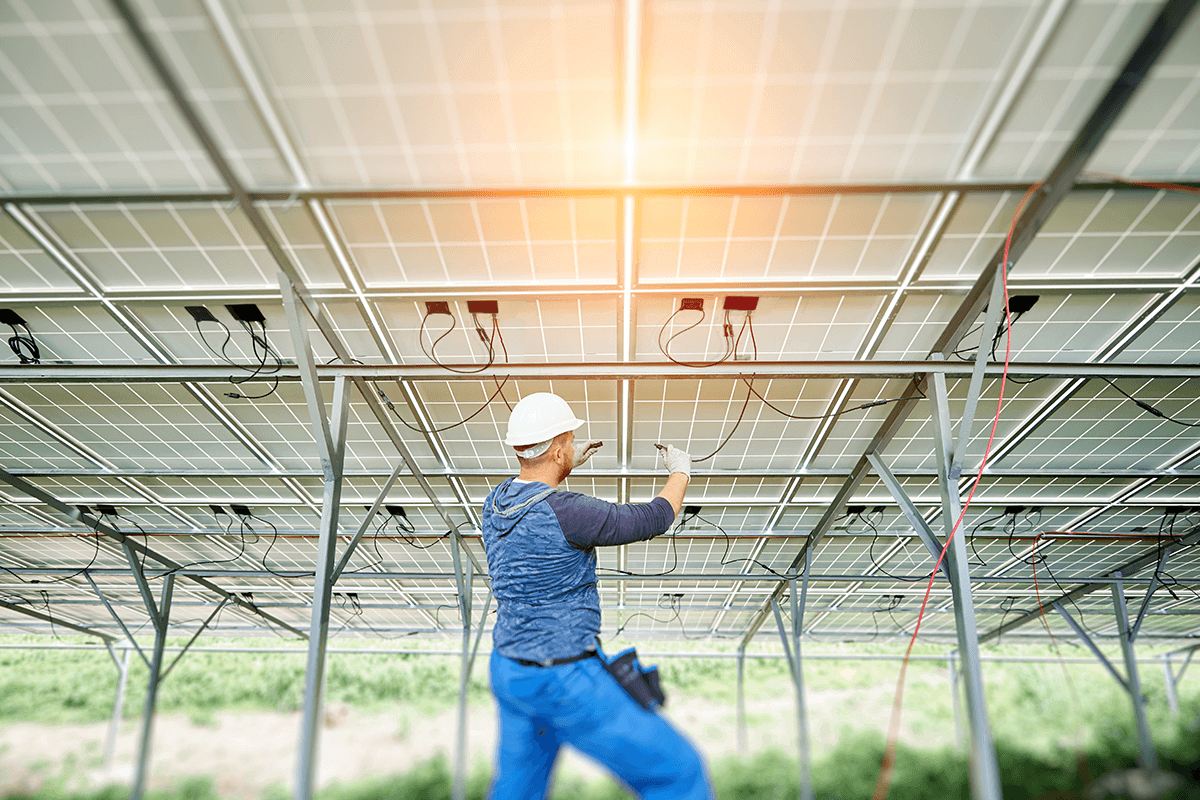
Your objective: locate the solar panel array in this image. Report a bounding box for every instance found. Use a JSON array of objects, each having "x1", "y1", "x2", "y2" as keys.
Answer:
[{"x1": 0, "y1": 0, "x2": 1198, "y2": 654}]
